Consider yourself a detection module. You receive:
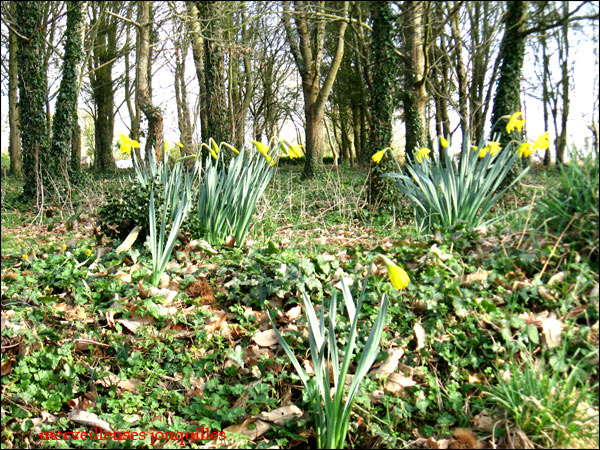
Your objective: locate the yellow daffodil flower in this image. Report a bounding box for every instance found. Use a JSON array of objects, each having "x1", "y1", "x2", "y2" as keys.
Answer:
[
  {"x1": 202, "y1": 143, "x2": 218, "y2": 159},
  {"x1": 533, "y1": 131, "x2": 550, "y2": 151},
  {"x1": 506, "y1": 112, "x2": 525, "y2": 134},
  {"x1": 119, "y1": 133, "x2": 140, "y2": 154},
  {"x1": 264, "y1": 154, "x2": 275, "y2": 166},
  {"x1": 416, "y1": 147, "x2": 431, "y2": 164},
  {"x1": 221, "y1": 142, "x2": 240, "y2": 154},
  {"x1": 85, "y1": 248, "x2": 93, "y2": 257},
  {"x1": 379, "y1": 255, "x2": 410, "y2": 290},
  {"x1": 372, "y1": 148, "x2": 390, "y2": 164},
  {"x1": 209, "y1": 138, "x2": 220, "y2": 156},
  {"x1": 176, "y1": 141, "x2": 184, "y2": 148},
  {"x1": 252, "y1": 140, "x2": 269, "y2": 156},
  {"x1": 517, "y1": 142, "x2": 533, "y2": 158},
  {"x1": 22, "y1": 253, "x2": 29, "y2": 261},
  {"x1": 62, "y1": 243, "x2": 67, "y2": 254},
  {"x1": 164, "y1": 140, "x2": 170, "y2": 151},
  {"x1": 439, "y1": 136, "x2": 449, "y2": 148},
  {"x1": 487, "y1": 141, "x2": 501, "y2": 156},
  {"x1": 288, "y1": 144, "x2": 303, "y2": 159}
]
